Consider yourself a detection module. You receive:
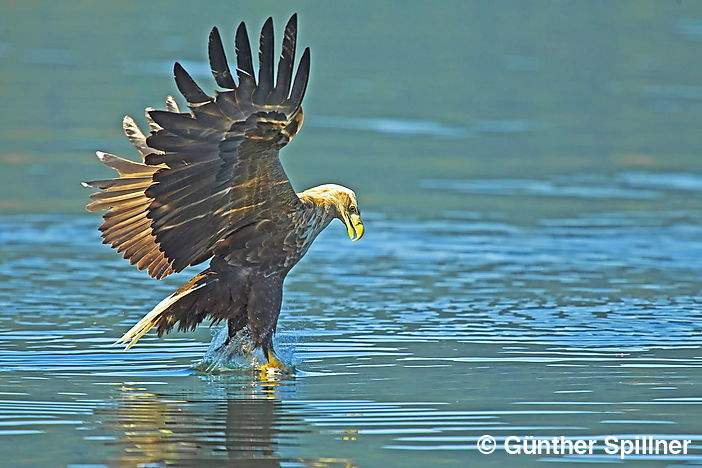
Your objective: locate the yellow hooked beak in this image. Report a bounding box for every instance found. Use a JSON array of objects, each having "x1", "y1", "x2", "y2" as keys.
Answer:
[{"x1": 345, "y1": 213, "x2": 364, "y2": 241}]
